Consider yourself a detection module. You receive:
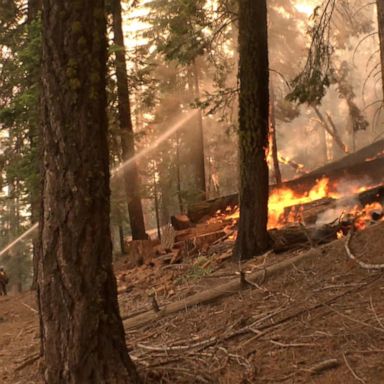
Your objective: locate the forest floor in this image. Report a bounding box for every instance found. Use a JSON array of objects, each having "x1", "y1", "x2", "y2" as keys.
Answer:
[{"x1": 1, "y1": 222, "x2": 384, "y2": 383}]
